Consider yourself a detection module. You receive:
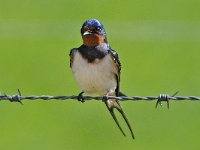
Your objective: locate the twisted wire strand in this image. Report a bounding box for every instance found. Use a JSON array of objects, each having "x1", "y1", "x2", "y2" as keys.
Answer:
[{"x1": 0, "y1": 90, "x2": 200, "y2": 104}]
